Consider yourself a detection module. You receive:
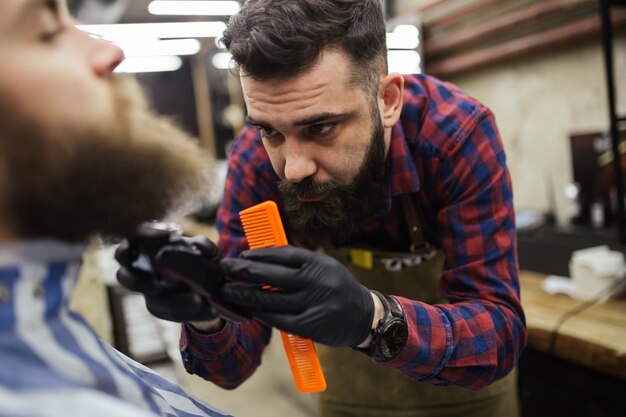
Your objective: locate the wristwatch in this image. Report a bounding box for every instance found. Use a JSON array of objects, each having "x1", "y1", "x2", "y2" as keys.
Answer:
[{"x1": 355, "y1": 290, "x2": 408, "y2": 361}]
